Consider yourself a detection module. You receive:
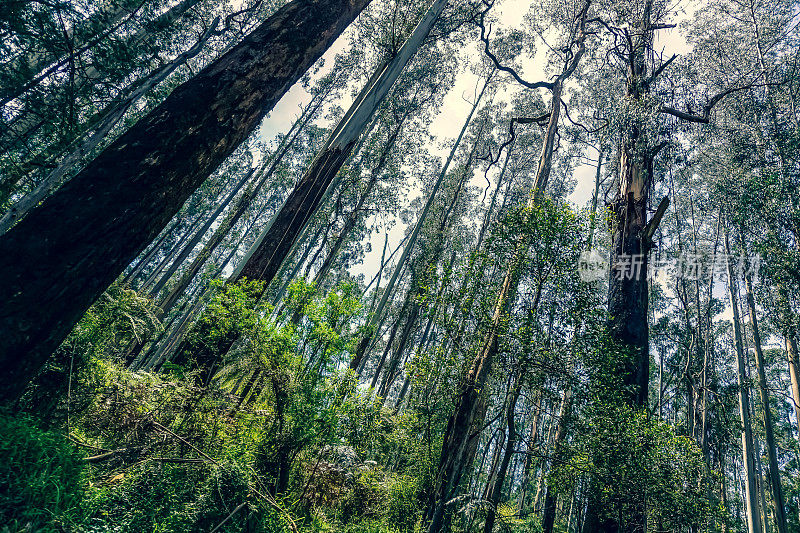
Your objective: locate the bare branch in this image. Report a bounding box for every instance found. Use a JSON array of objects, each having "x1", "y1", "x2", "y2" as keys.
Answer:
[
  {"x1": 477, "y1": 3, "x2": 553, "y2": 91},
  {"x1": 659, "y1": 83, "x2": 762, "y2": 123},
  {"x1": 646, "y1": 53, "x2": 677, "y2": 84}
]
